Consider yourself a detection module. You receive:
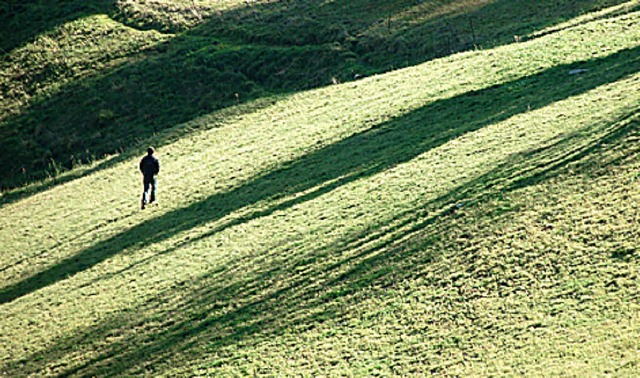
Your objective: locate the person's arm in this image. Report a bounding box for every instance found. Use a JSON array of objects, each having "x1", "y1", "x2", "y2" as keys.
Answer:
[
  {"x1": 154, "y1": 159, "x2": 160, "y2": 175},
  {"x1": 139, "y1": 158, "x2": 144, "y2": 174}
]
